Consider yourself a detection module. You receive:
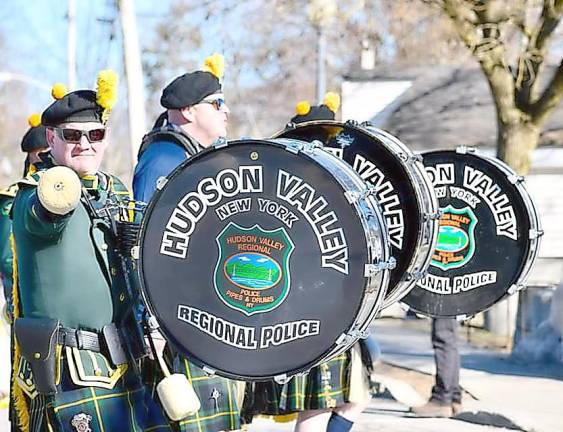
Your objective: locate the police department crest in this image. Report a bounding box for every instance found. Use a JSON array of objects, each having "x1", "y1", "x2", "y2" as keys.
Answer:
[
  {"x1": 71, "y1": 413, "x2": 92, "y2": 432},
  {"x1": 214, "y1": 222, "x2": 294, "y2": 315},
  {"x1": 431, "y1": 205, "x2": 478, "y2": 271}
]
